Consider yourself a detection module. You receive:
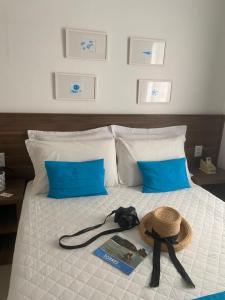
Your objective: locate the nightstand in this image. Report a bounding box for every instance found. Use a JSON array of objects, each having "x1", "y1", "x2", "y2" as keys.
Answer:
[
  {"x1": 191, "y1": 168, "x2": 225, "y2": 201},
  {"x1": 0, "y1": 179, "x2": 26, "y2": 265}
]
